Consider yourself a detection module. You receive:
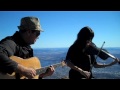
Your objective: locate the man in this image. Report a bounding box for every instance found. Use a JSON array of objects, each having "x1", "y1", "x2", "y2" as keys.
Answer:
[{"x1": 0, "y1": 16, "x2": 55, "y2": 79}]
